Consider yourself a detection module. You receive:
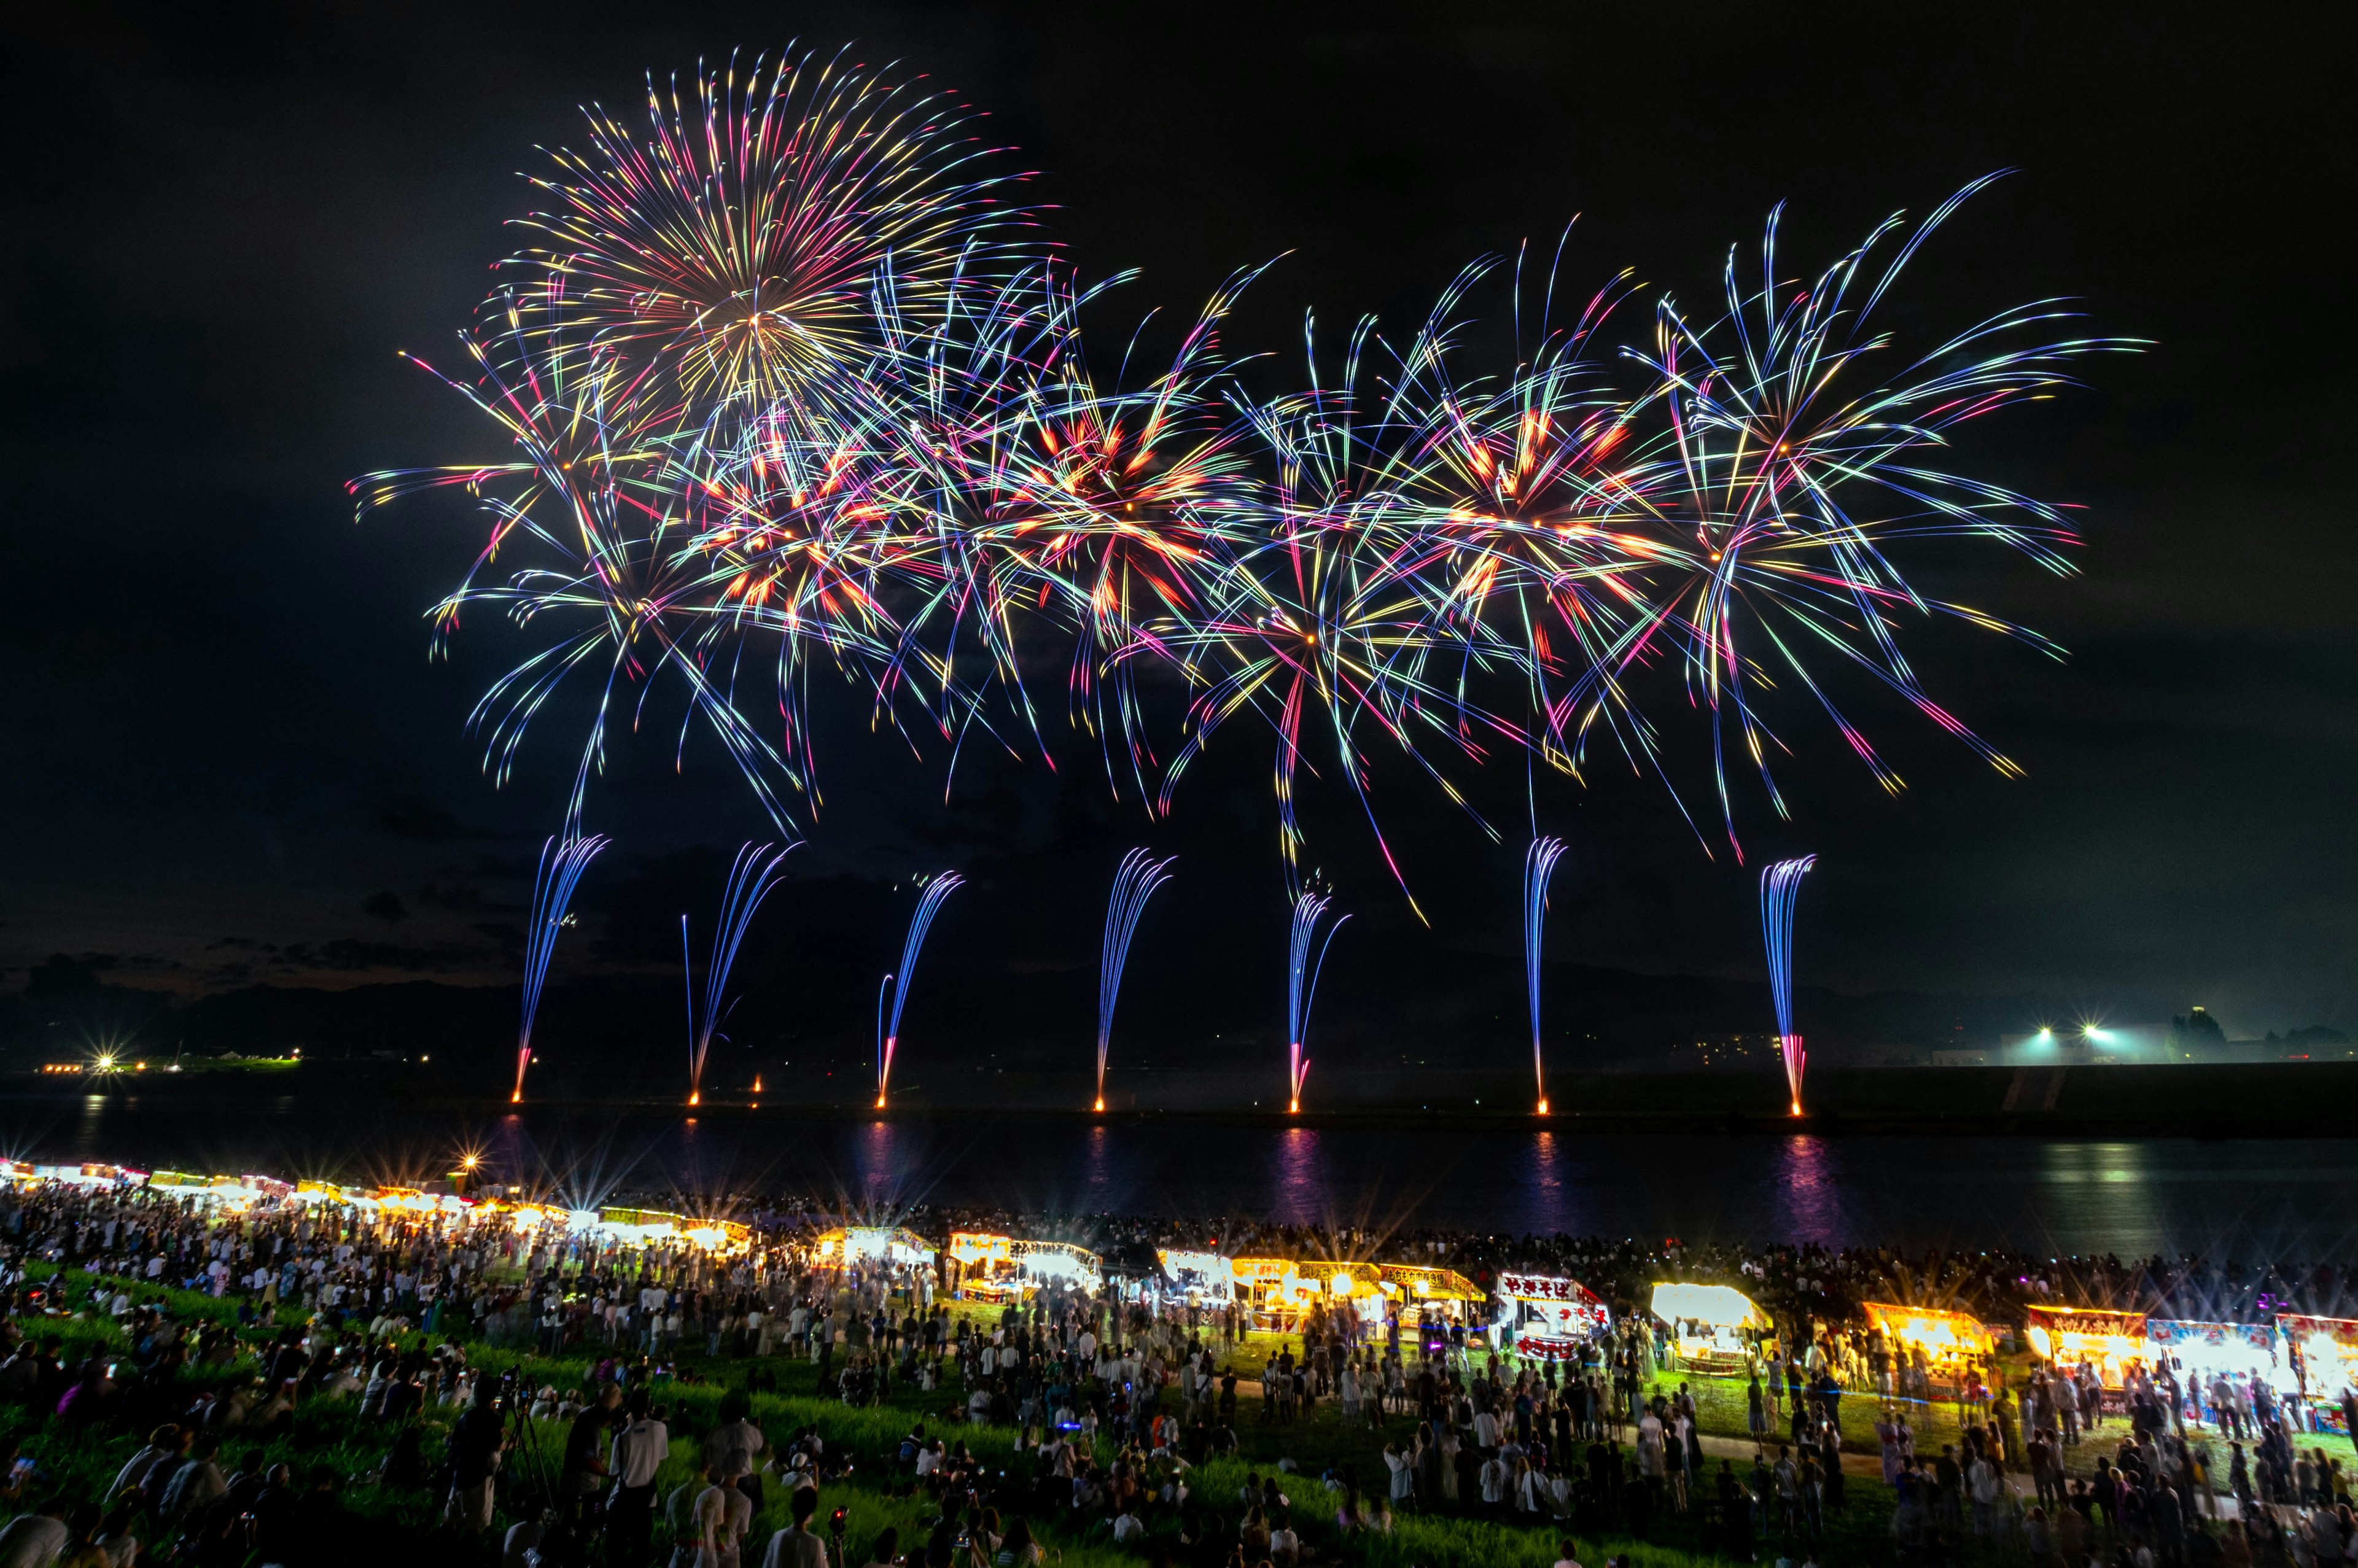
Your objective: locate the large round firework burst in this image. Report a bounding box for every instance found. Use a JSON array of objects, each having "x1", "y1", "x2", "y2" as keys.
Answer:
[{"x1": 502, "y1": 46, "x2": 1037, "y2": 421}]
